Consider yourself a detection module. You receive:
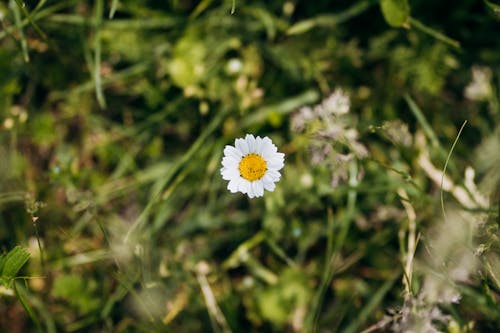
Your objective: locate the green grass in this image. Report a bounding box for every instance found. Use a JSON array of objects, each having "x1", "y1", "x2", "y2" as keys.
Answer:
[{"x1": 1, "y1": 0, "x2": 499, "y2": 332}]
